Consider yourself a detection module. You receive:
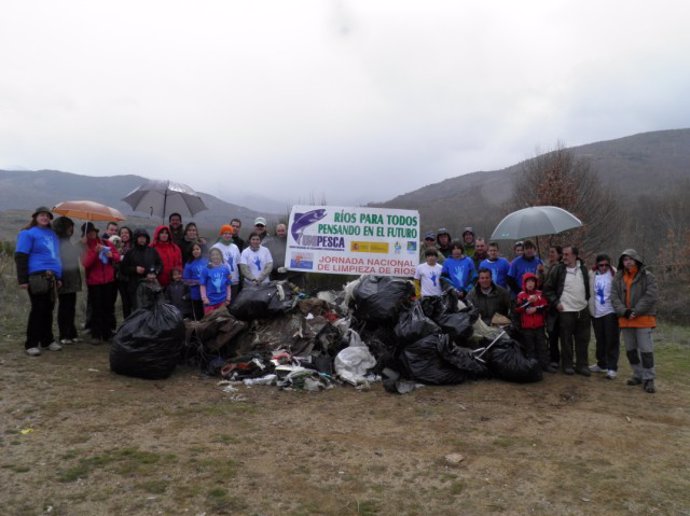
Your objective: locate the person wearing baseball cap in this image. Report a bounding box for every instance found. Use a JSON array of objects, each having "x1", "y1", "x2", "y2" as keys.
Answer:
[
  {"x1": 419, "y1": 231, "x2": 444, "y2": 264},
  {"x1": 254, "y1": 217, "x2": 269, "y2": 241}
]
